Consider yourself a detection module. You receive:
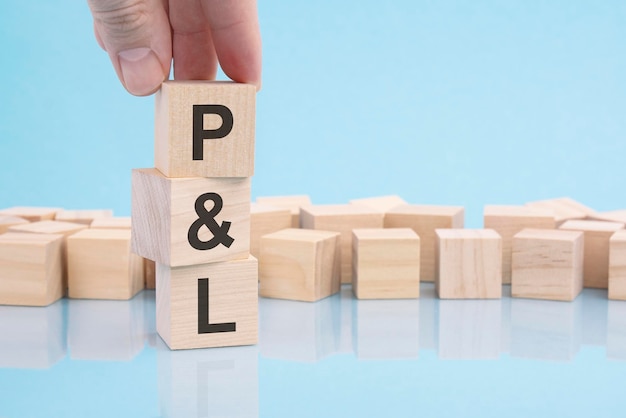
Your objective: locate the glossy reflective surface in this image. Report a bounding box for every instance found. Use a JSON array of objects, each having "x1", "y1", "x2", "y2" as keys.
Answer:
[{"x1": 0, "y1": 284, "x2": 624, "y2": 417}]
